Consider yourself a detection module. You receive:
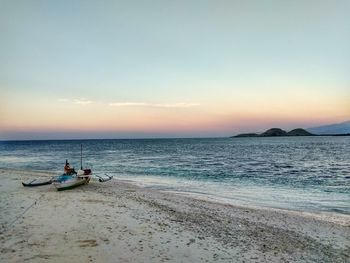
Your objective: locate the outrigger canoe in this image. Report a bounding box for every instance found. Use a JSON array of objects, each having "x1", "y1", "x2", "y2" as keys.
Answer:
[
  {"x1": 53, "y1": 144, "x2": 92, "y2": 191},
  {"x1": 53, "y1": 176, "x2": 89, "y2": 191},
  {"x1": 53, "y1": 169, "x2": 91, "y2": 191},
  {"x1": 23, "y1": 145, "x2": 105, "y2": 191}
]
